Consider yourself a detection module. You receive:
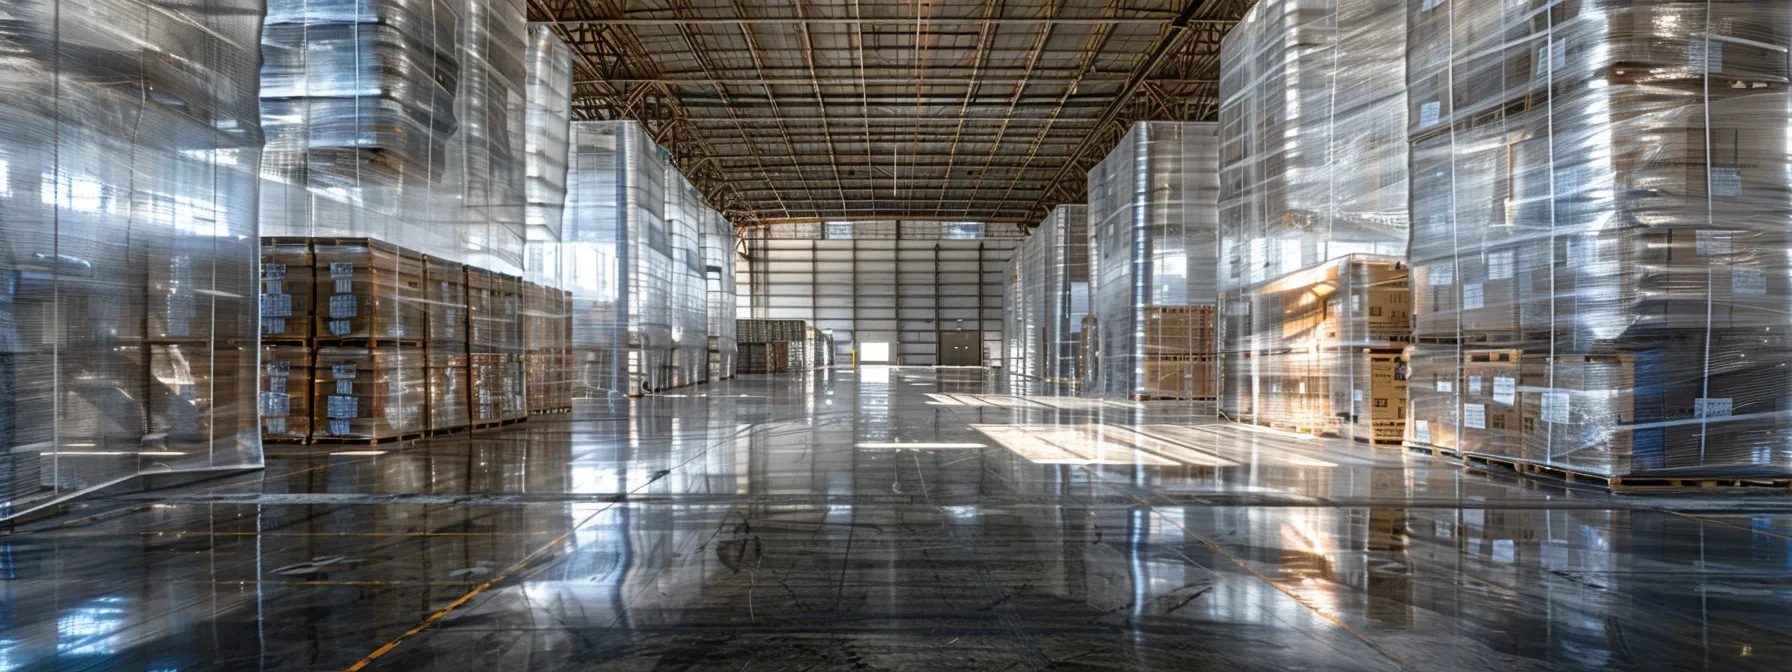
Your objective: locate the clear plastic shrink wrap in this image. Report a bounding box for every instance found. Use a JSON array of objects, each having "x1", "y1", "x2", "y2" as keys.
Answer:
[
  {"x1": 522, "y1": 24, "x2": 575, "y2": 409},
  {"x1": 566, "y1": 121, "x2": 674, "y2": 396},
  {"x1": 666, "y1": 171, "x2": 713, "y2": 388},
  {"x1": 1083, "y1": 122, "x2": 1221, "y2": 400},
  {"x1": 1216, "y1": 0, "x2": 1412, "y2": 438},
  {"x1": 1, "y1": 0, "x2": 265, "y2": 515},
  {"x1": 703, "y1": 206, "x2": 739, "y2": 380},
  {"x1": 1002, "y1": 205, "x2": 1090, "y2": 383},
  {"x1": 1403, "y1": 0, "x2": 1792, "y2": 479}
]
